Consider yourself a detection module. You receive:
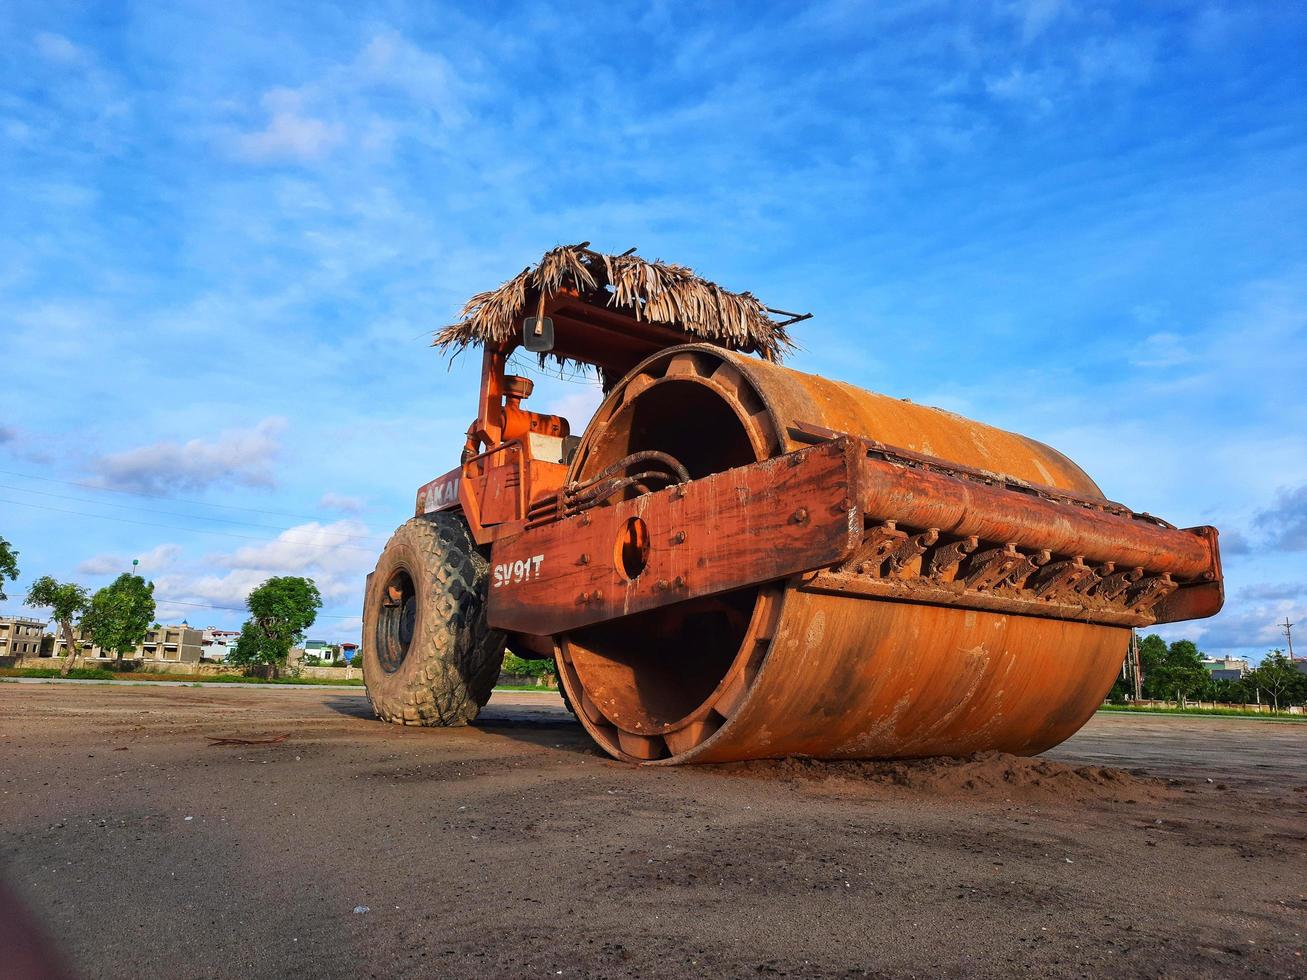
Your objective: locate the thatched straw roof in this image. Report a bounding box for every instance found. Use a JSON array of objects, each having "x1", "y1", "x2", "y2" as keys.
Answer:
[{"x1": 434, "y1": 243, "x2": 803, "y2": 361}]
